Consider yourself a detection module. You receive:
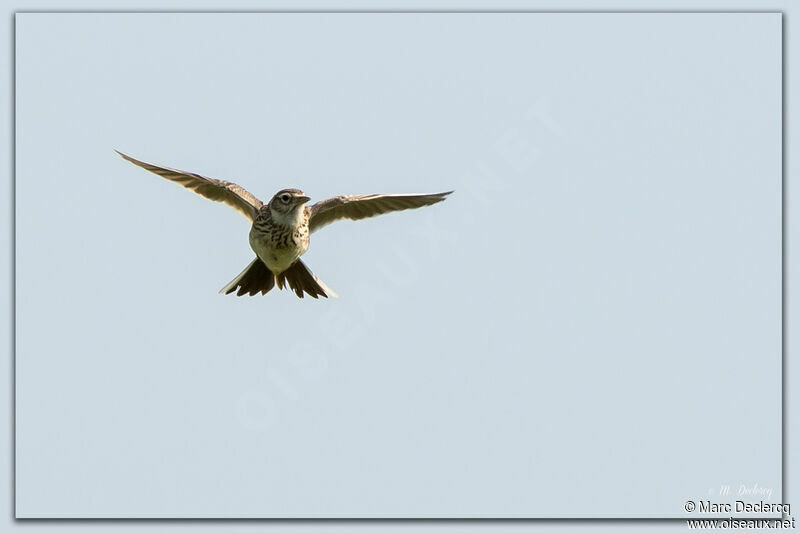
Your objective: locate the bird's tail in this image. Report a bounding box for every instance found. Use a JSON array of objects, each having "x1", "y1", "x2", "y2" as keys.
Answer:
[
  {"x1": 276, "y1": 259, "x2": 337, "y2": 299},
  {"x1": 220, "y1": 258, "x2": 337, "y2": 298},
  {"x1": 220, "y1": 257, "x2": 275, "y2": 296}
]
